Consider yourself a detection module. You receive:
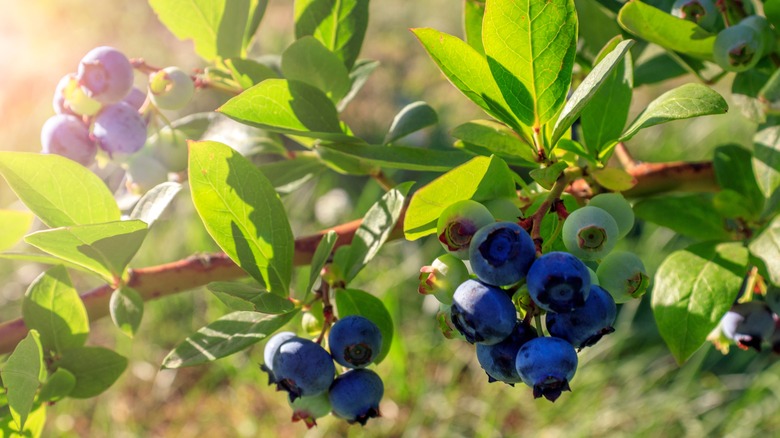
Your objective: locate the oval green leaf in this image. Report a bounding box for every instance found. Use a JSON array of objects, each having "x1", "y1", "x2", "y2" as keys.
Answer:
[
  {"x1": 383, "y1": 101, "x2": 438, "y2": 145},
  {"x1": 0, "y1": 210, "x2": 33, "y2": 252},
  {"x1": 1, "y1": 331, "x2": 42, "y2": 430},
  {"x1": 633, "y1": 194, "x2": 731, "y2": 241},
  {"x1": 109, "y1": 286, "x2": 144, "y2": 338},
  {"x1": 56, "y1": 347, "x2": 128, "y2": 399},
  {"x1": 281, "y1": 36, "x2": 351, "y2": 102}
]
